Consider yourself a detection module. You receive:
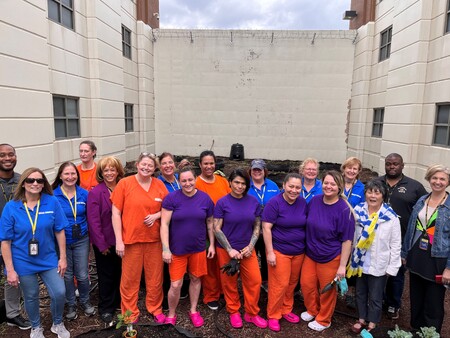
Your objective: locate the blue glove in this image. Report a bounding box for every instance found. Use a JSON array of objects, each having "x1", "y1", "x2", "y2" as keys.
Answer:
[{"x1": 337, "y1": 278, "x2": 348, "y2": 296}]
